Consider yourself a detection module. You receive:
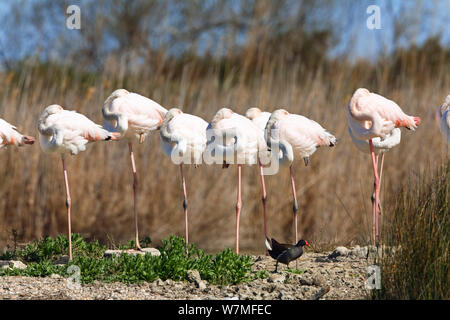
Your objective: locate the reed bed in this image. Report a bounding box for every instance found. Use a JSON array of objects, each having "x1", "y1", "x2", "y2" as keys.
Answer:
[{"x1": 0, "y1": 48, "x2": 448, "y2": 253}]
